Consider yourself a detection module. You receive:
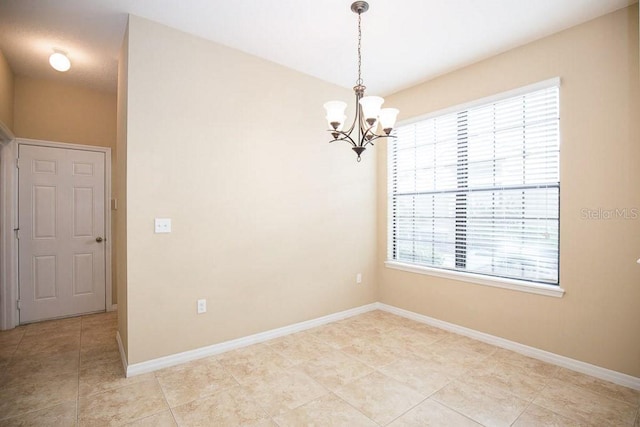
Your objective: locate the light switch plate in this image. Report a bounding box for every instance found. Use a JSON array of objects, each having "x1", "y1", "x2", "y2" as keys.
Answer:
[
  {"x1": 154, "y1": 218, "x2": 171, "y2": 233},
  {"x1": 197, "y1": 299, "x2": 206, "y2": 314}
]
